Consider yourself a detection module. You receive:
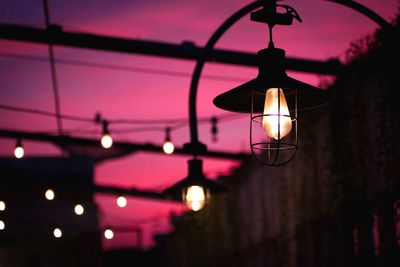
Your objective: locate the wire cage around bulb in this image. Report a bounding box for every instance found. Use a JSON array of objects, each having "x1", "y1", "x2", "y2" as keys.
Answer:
[{"x1": 250, "y1": 86, "x2": 297, "y2": 166}]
